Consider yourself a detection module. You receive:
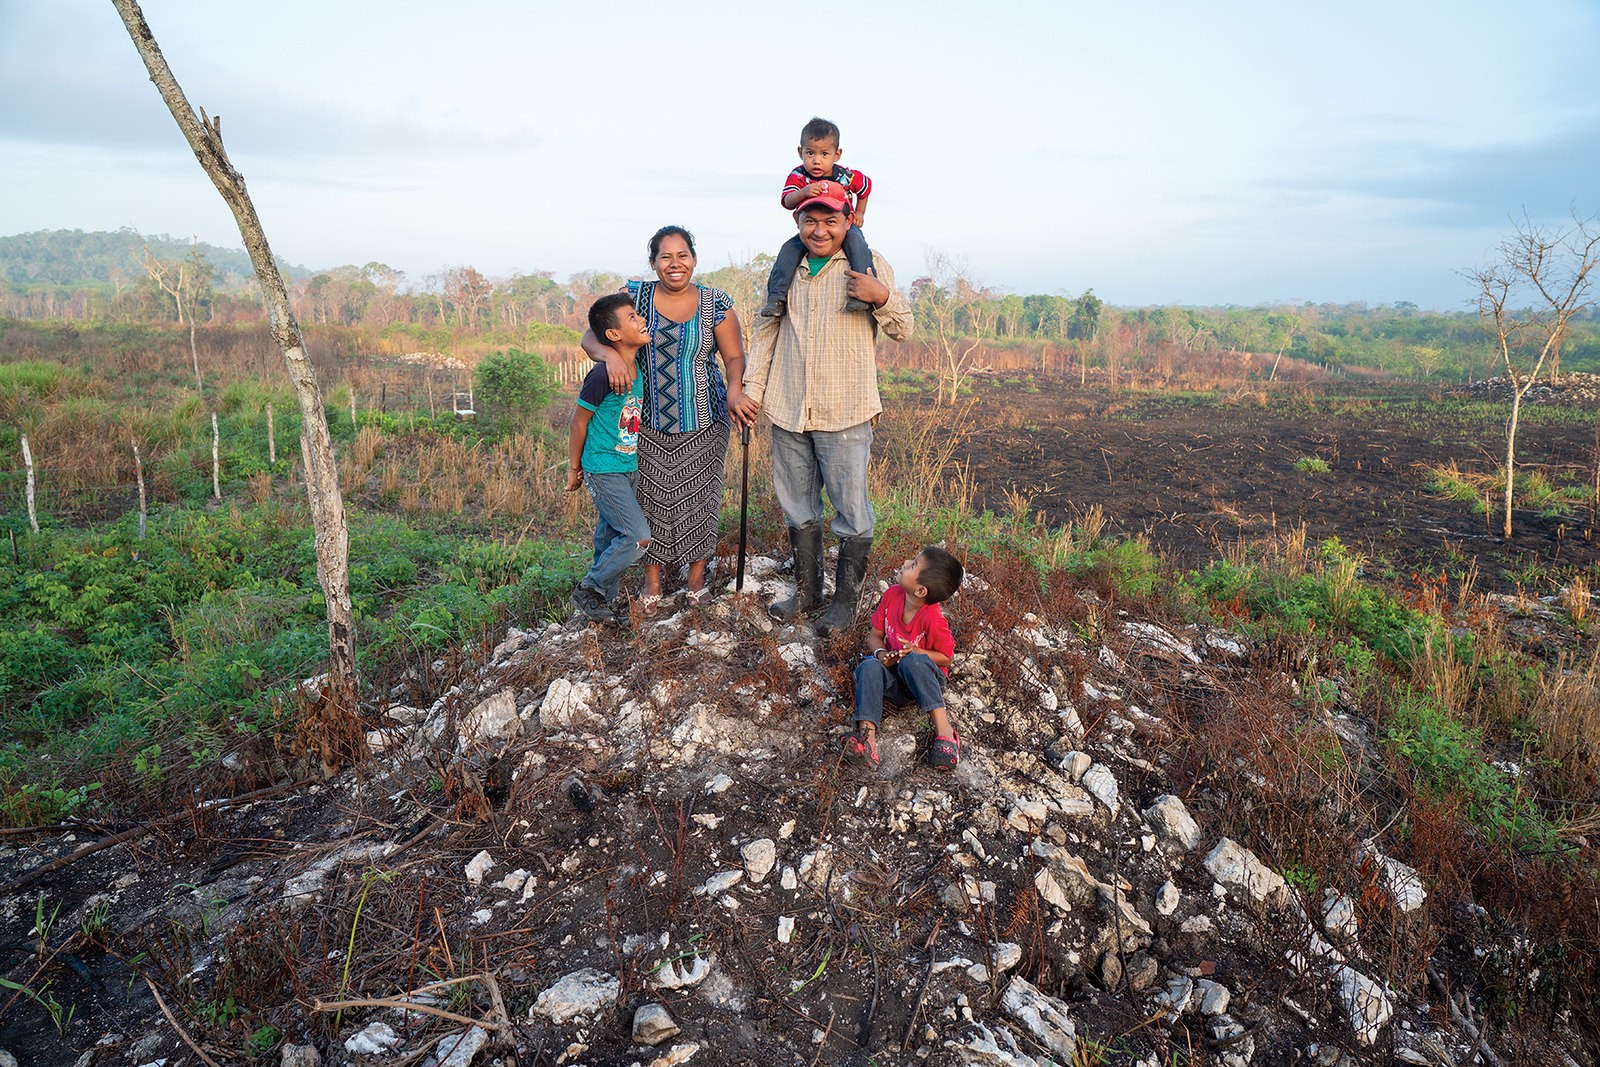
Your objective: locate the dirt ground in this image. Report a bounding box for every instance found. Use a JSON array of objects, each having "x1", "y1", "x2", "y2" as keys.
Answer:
[{"x1": 953, "y1": 378, "x2": 1600, "y2": 591}]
